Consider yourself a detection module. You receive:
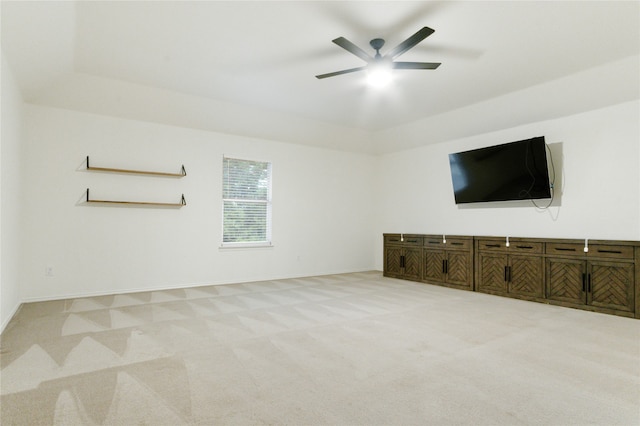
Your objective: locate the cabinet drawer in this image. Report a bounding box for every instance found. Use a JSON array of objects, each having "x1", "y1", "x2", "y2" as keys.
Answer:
[
  {"x1": 423, "y1": 237, "x2": 445, "y2": 248},
  {"x1": 509, "y1": 242, "x2": 543, "y2": 254},
  {"x1": 546, "y1": 242, "x2": 584, "y2": 256},
  {"x1": 384, "y1": 235, "x2": 403, "y2": 245},
  {"x1": 589, "y1": 245, "x2": 634, "y2": 260},
  {"x1": 477, "y1": 239, "x2": 506, "y2": 251},
  {"x1": 425, "y1": 237, "x2": 472, "y2": 250},
  {"x1": 385, "y1": 235, "x2": 422, "y2": 246},
  {"x1": 478, "y1": 239, "x2": 542, "y2": 253},
  {"x1": 546, "y1": 243, "x2": 634, "y2": 260},
  {"x1": 445, "y1": 238, "x2": 472, "y2": 251},
  {"x1": 403, "y1": 235, "x2": 423, "y2": 246},
  {"x1": 384, "y1": 234, "x2": 401, "y2": 244}
]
